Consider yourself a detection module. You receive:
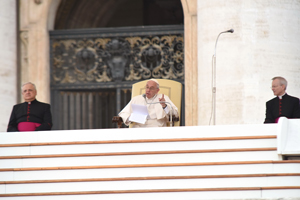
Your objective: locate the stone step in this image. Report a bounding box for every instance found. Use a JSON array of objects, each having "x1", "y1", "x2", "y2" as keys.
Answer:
[
  {"x1": 0, "y1": 124, "x2": 277, "y2": 145},
  {"x1": 0, "y1": 136, "x2": 277, "y2": 156},
  {"x1": 0, "y1": 149, "x2": 278, "y2": 169},
  {"x1": 1, "y1": 173, "x2": 300, "y2": 194},
  {"x1": 1, "y1": 161, "x2": 299, "y2": 182},
  {"x1": 0, "y1": 186, "x2": 299, "y2": 199}
]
